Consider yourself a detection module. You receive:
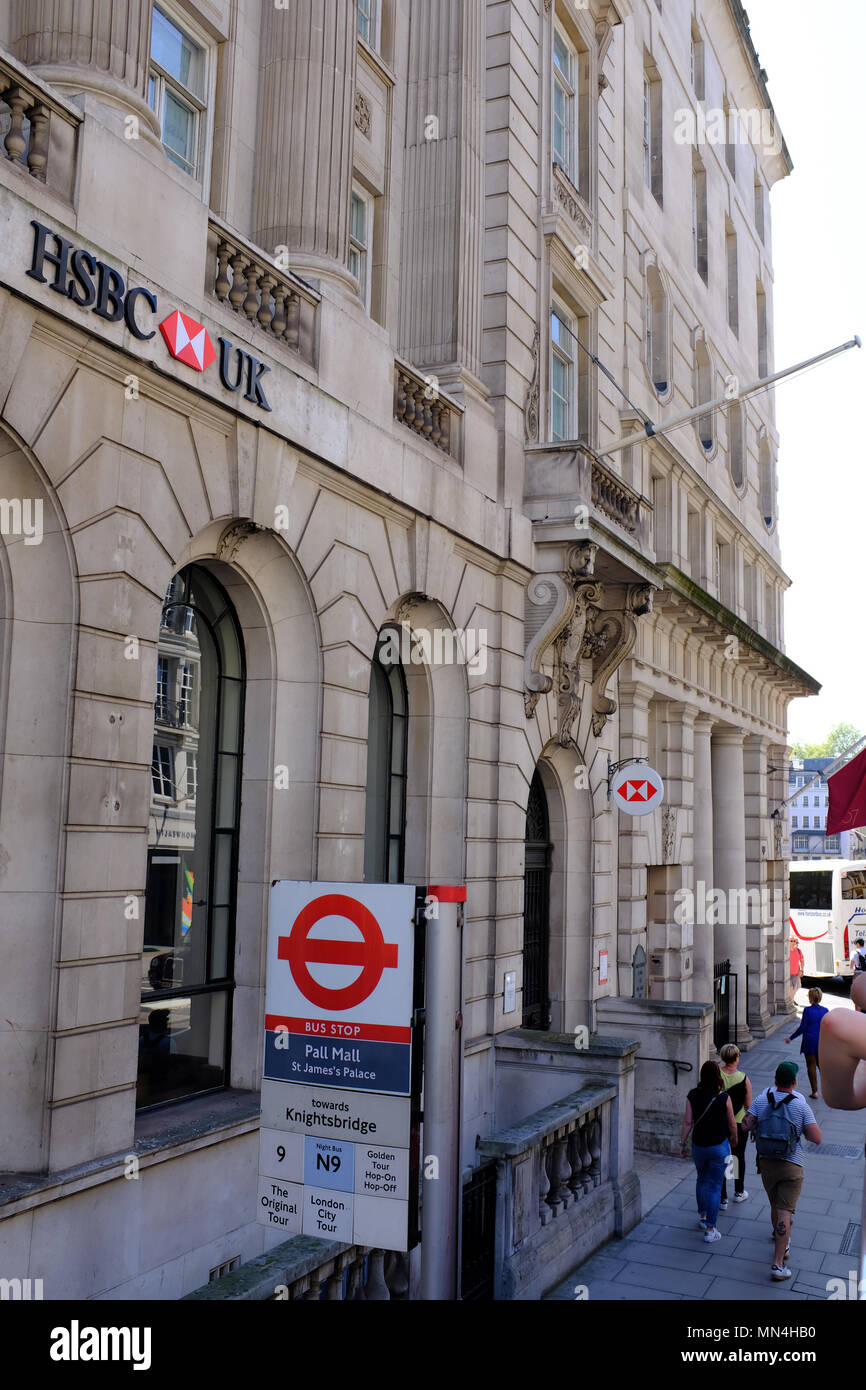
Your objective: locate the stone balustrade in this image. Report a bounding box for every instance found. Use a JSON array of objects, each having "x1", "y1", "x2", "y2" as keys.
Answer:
[
  {"x1": 0, "y1": 46, "x2": 80, "y2": 198},
  {"x1": 207, "y1": 216, "x2": 320, "y2": 368},
  {"x1": 394, "y1": 359, "x2": 463, "y2": 460},
  {"x1": 590, "y1": 458, "x2": 643, "y2": 535},
  {"x1": 477, "y1": 1081, "x2": 626, "y2": 1299},
  {"x1": 182, "y1": 1235, "x2": 410, "y2": 1301}
]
